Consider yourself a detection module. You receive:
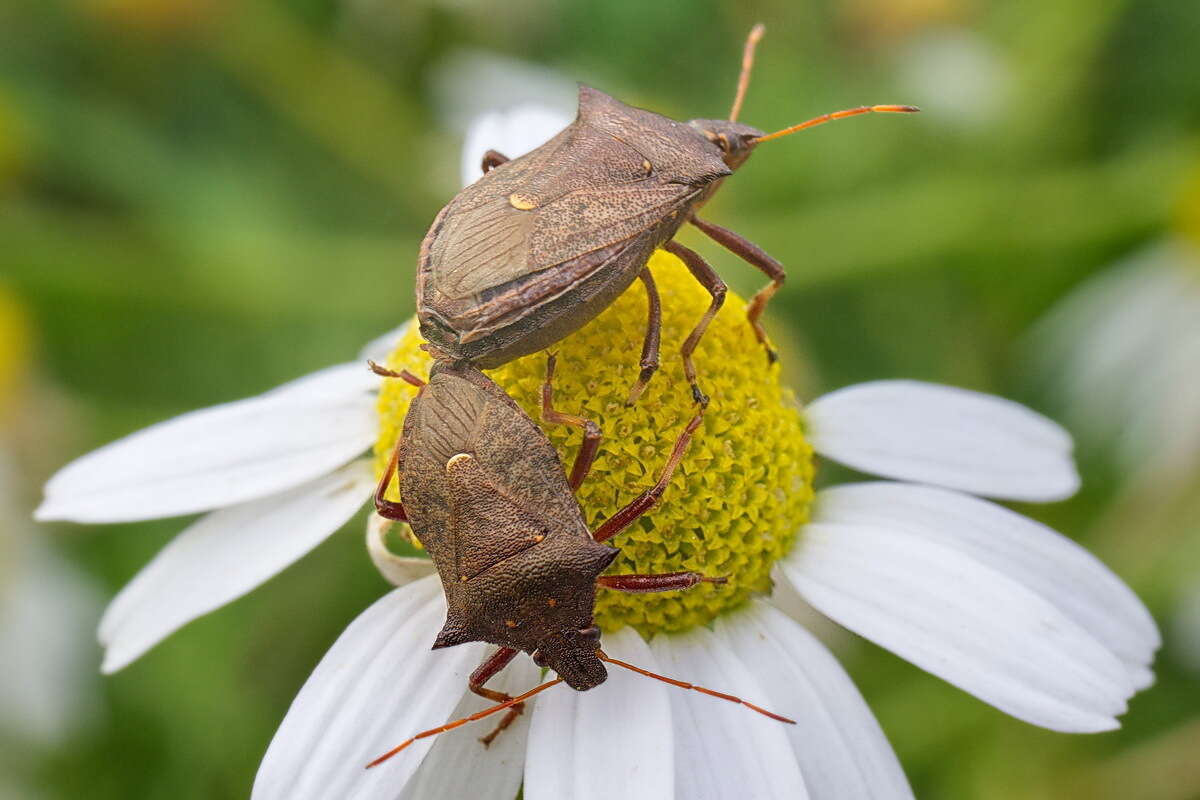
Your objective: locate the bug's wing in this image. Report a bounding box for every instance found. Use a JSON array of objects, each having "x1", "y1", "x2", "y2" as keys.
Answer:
[
  {"x1": 428, "y1": 125, "x2": 698, "y2": 300},
  {"x1": 527, "y1": 182, "x2": 695, "y2": 271}
]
